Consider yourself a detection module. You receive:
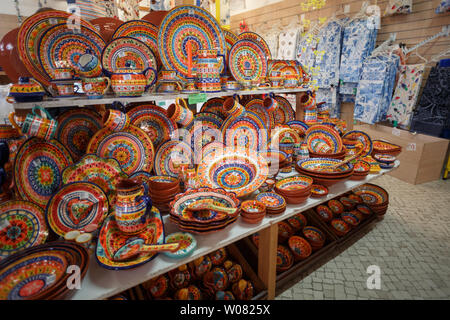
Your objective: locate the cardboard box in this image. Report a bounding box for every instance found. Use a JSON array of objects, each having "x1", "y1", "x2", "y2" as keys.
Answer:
[{"x1": 354, "y1": 124, "x2": 450, "y2": 185}]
